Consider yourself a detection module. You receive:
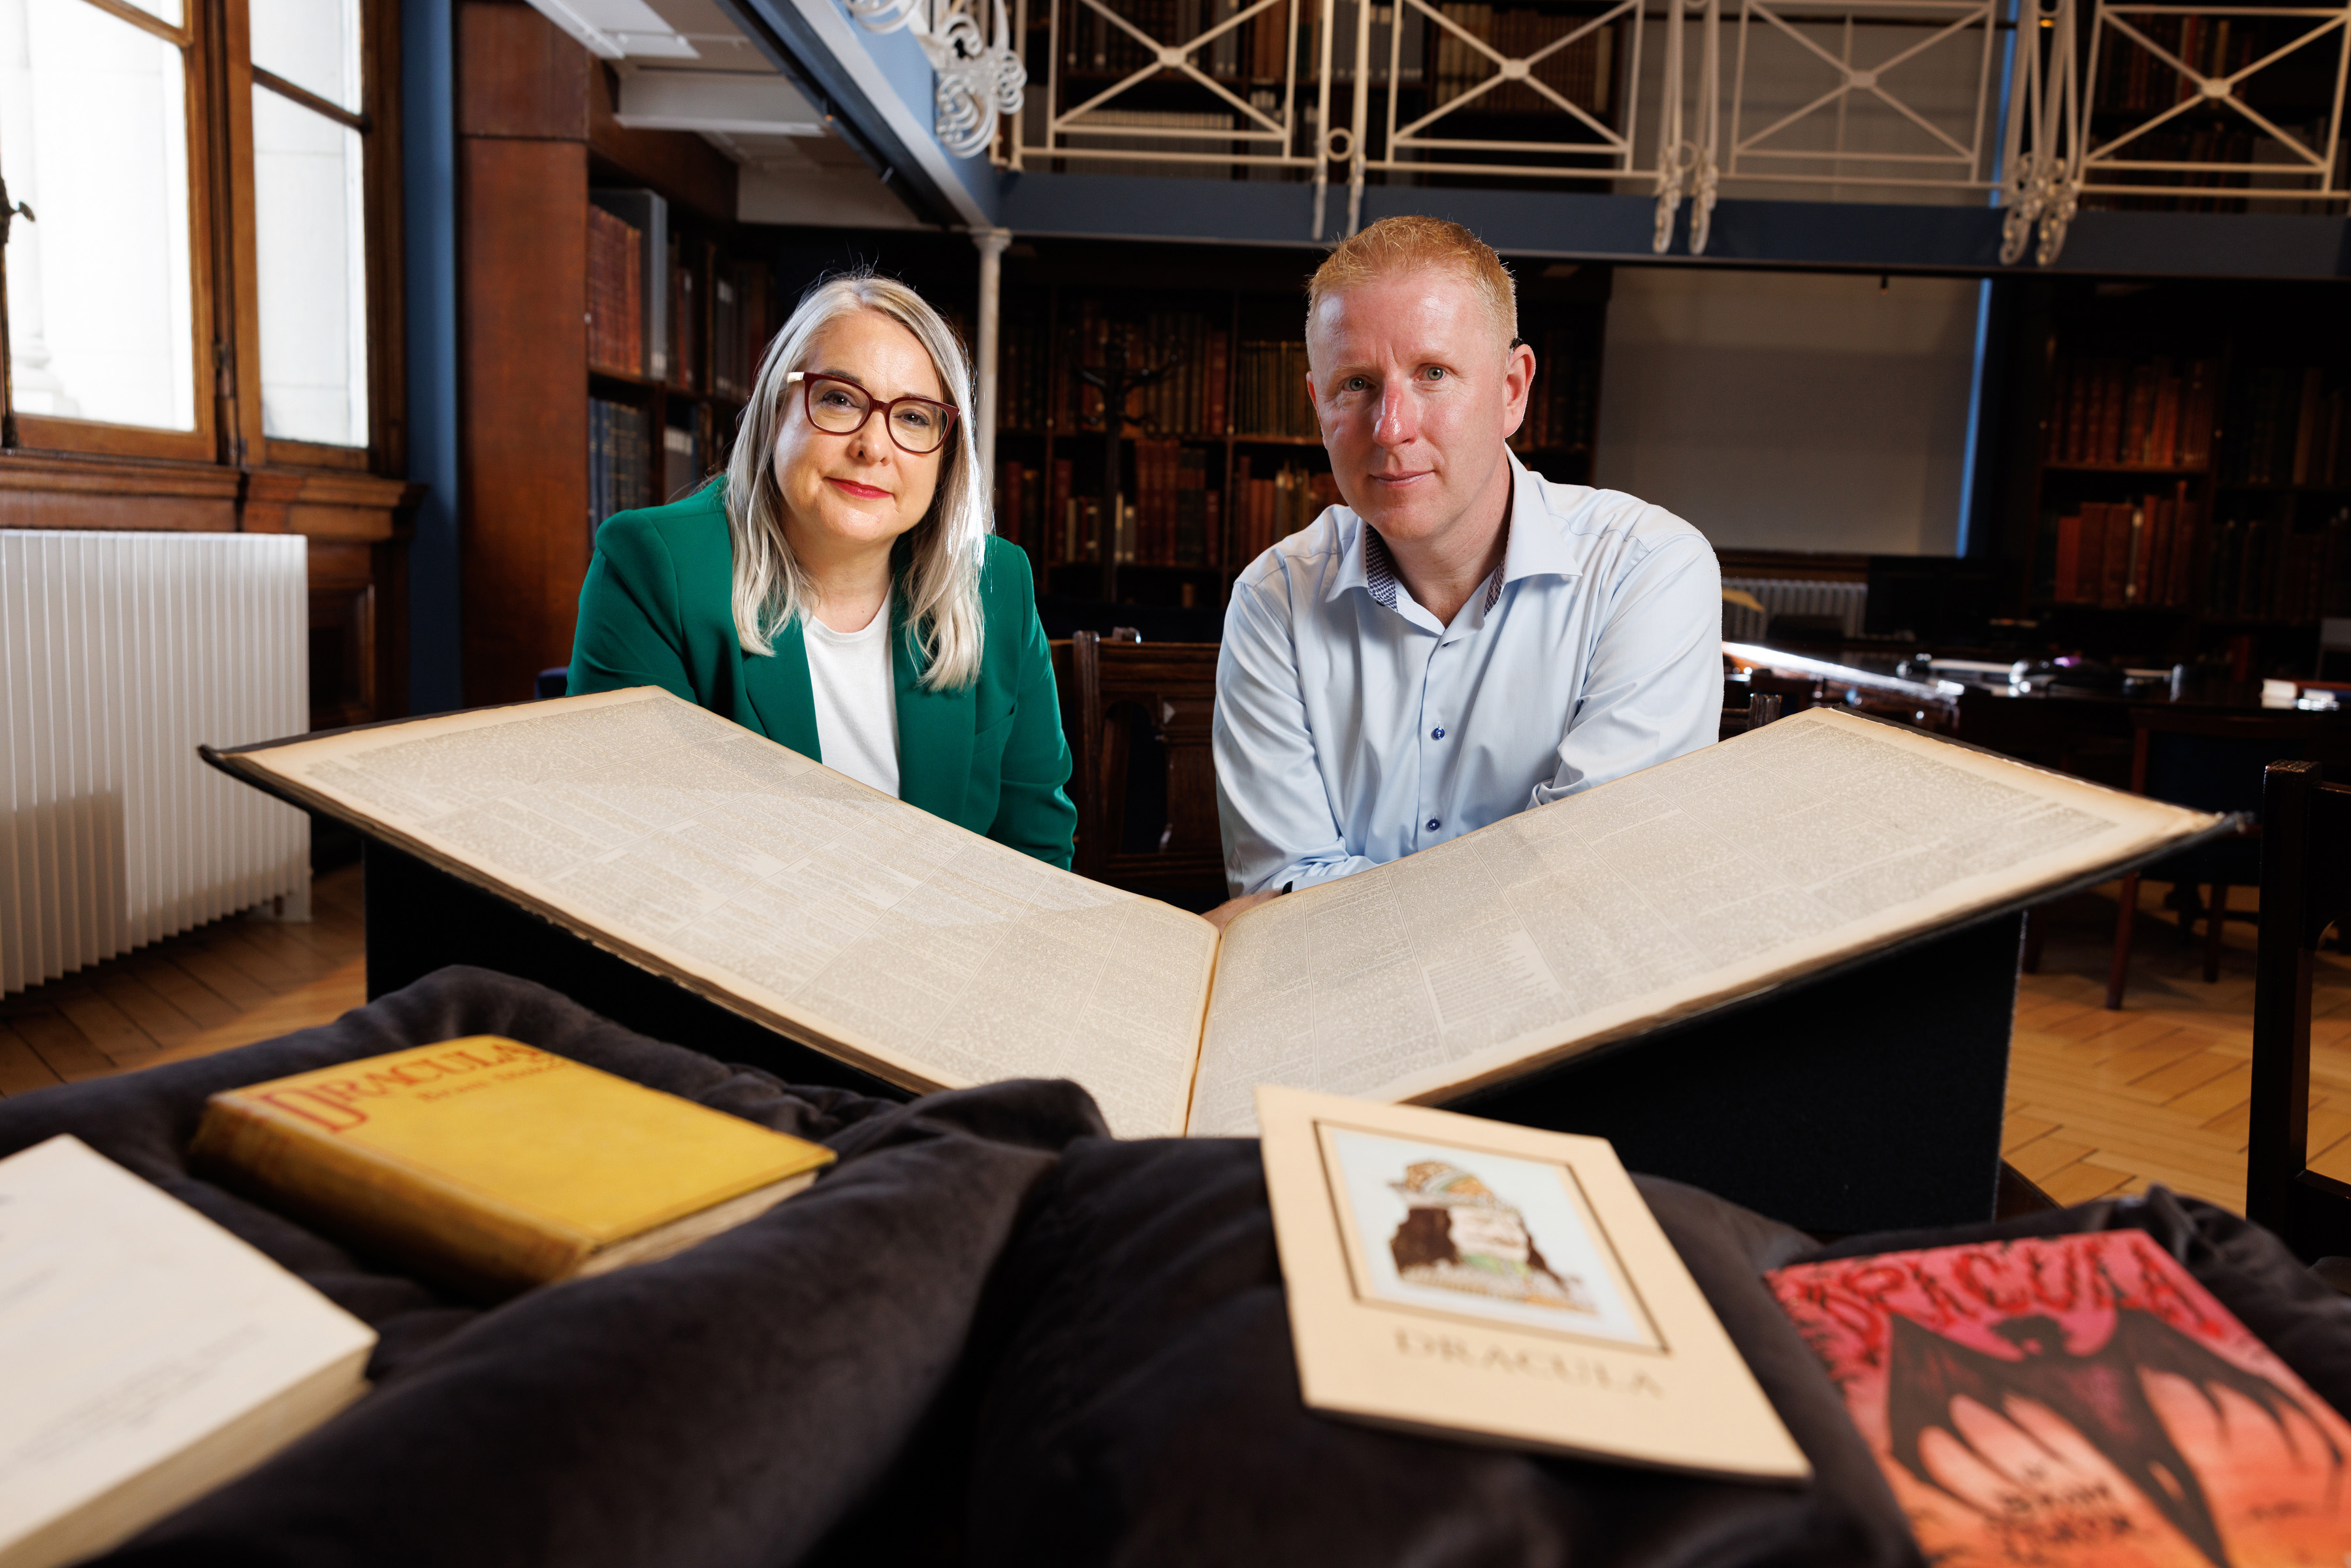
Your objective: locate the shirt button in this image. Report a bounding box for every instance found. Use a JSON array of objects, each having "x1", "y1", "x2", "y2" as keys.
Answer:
[
  {"x1": 1431, "y1": 727, "x2": 1445, "y2": 739},
  {"x1": 1426, "y1": 818, "x2": 1441, "y2": 831}
]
